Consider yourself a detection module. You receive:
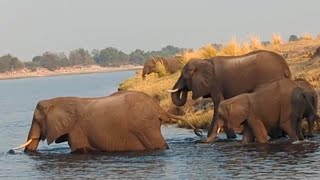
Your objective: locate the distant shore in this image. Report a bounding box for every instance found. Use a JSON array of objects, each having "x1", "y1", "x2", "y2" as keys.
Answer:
[{"x1": 0, "y1": 65, "x2": 143, "y2": 80}]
